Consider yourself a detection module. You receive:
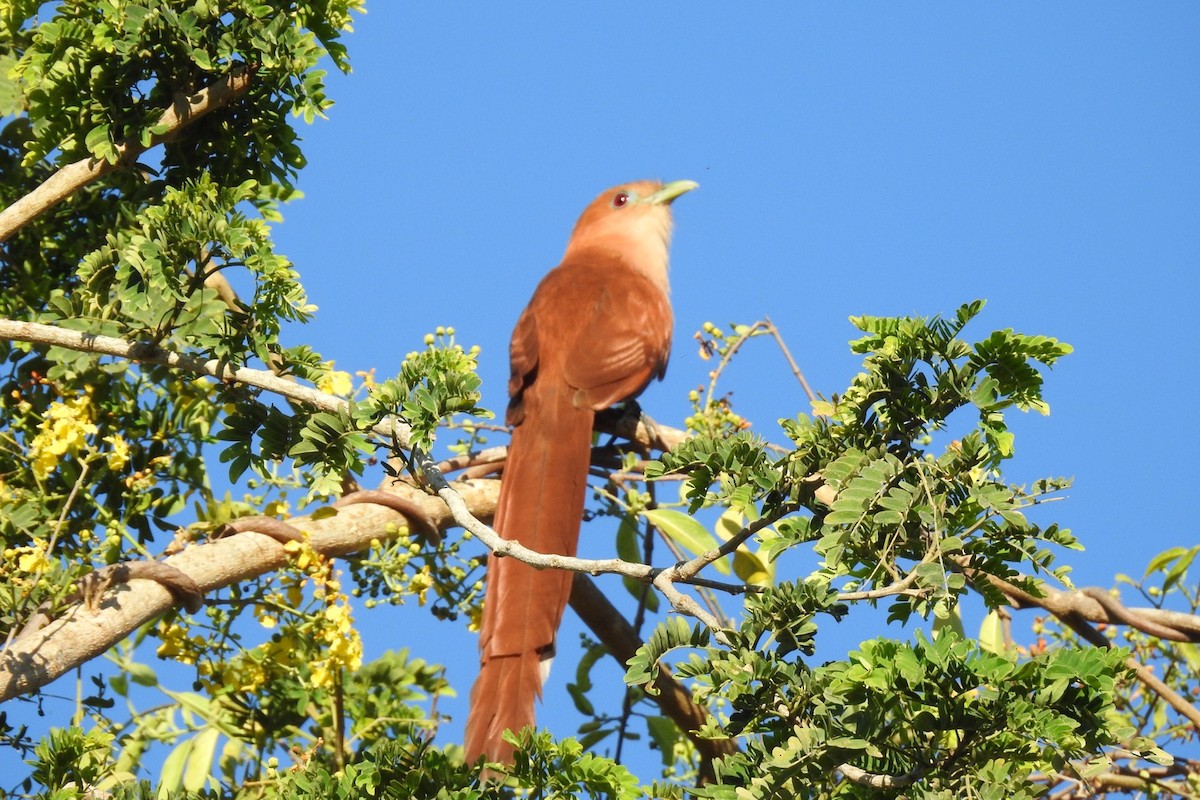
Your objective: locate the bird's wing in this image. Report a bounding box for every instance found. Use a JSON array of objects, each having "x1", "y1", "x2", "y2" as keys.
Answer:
[
  {"x1": 558, "y1": 261, "x2": 672, "y2": 409},
  {"x1": 505, "y1": 302, "x2": 540, "y2": 426}
]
